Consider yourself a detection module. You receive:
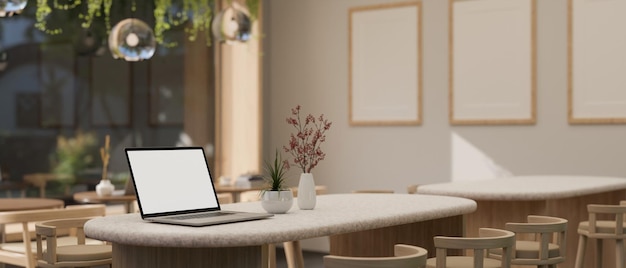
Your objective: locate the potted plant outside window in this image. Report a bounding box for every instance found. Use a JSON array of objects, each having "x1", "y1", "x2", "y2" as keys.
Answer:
[{"x1": 260, "y1": 150, "x2": 293, "y2": 214}]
